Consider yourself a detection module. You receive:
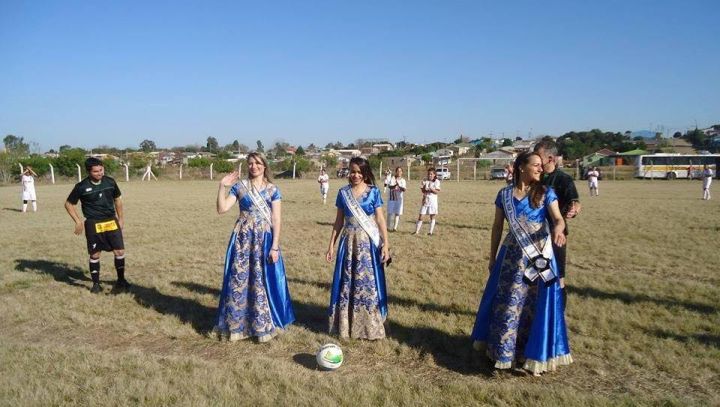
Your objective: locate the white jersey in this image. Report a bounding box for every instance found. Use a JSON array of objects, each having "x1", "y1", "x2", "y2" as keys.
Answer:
[
  {"x1": 420, "y1": 178, "x2": 441, "y2": 214},
  {"x1": 587, "y1": 170, "x2": 599, "y2": 186},
  {"x1": 21, "y1": 174, "x2": 36, "y2": 200},
  {"x1": 703, "y1": 169, "x2": 714, "y2": 189},
  {"x1": 318, "y1": 174, "x2": 329, "y2": 193},
  {"x1": 387, "y1": 176, "x2": 406, "y2": 215}
]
